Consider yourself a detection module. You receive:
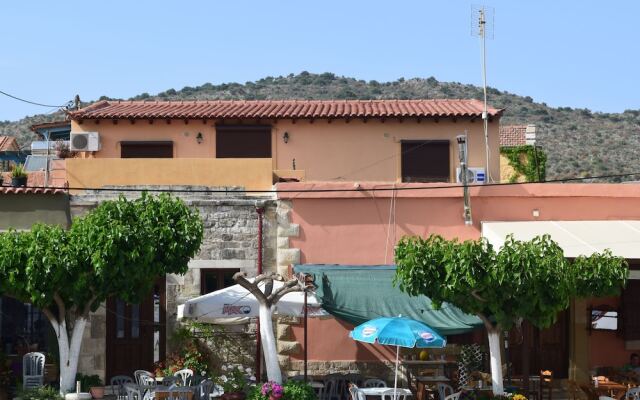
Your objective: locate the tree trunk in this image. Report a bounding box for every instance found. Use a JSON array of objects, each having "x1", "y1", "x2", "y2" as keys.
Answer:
[
  {"x1": 487, "y1": 328, "x2": 504, "y2": 395},
  {"x1": 258, "y1": 303, "x2": 282, "y2": 384},
  {"x1": 53, "y1": 317, "x2": 88, "y2": 394}
]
